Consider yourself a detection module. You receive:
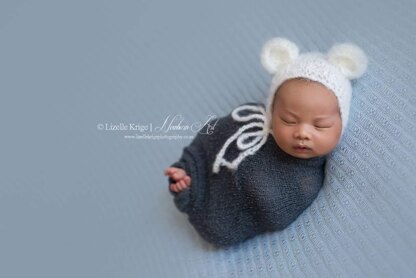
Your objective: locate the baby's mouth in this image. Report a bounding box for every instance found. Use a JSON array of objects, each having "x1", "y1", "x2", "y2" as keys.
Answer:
[{"x1": 293, "y1": 145, "x2": 312, "y2": 152}]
